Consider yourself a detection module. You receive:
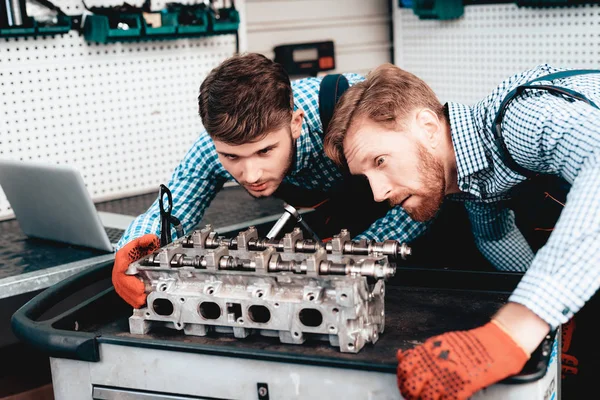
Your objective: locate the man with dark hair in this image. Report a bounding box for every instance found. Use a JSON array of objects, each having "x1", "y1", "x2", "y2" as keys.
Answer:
[
  {"x1": 111, "y1": 53, "x2": 430, "y2": 310},
  {"x1": 324, "y1": 63, "x2": 599, "y2": 399}
]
